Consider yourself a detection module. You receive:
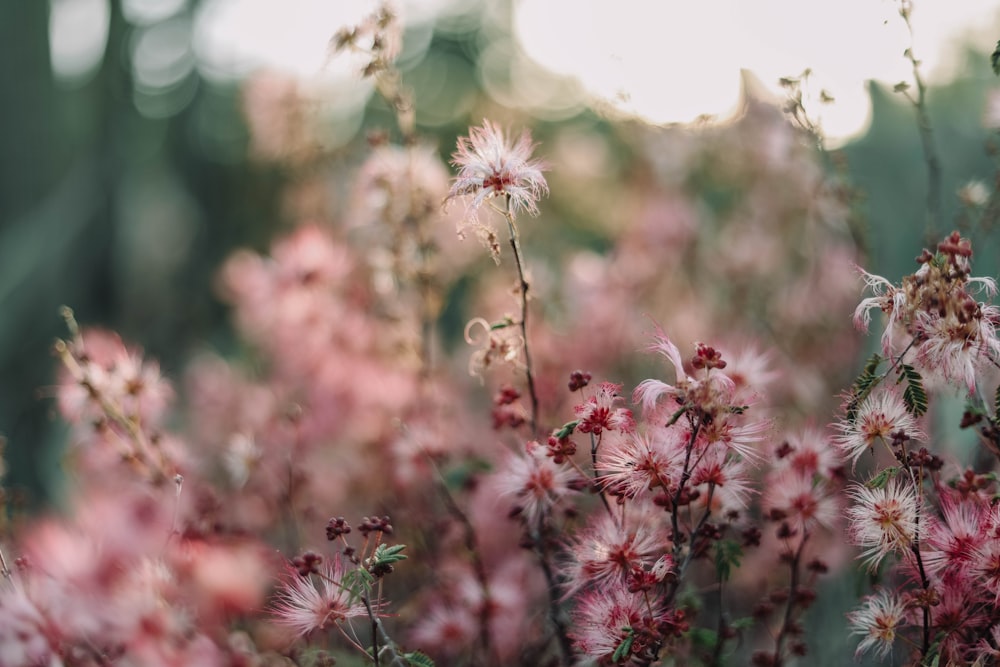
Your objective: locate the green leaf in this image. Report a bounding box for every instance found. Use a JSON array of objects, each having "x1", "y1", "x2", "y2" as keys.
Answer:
[
  {"x1": 994, "y1": 381, "x2": 1000, "y2": 417},
  {"x1": 992, "y1": 40, "x2": 1000, "y2": 76},
  {"x1": 404, "y1": 651, "x2": 436, "y2": 667},
  {"x1": 865, "y1": 467, "x2": 899, "y2": 489},
  {"x1": 846, "y1": 353, "x2": 883, "y2": 423},
  {"x1": 553, "y1": 420, "x2": 579, "y2": 440},
  {"x1": 897, "y1": 363, "x2": 928, "y2": 418},
  {"x1": 715, "y1": 539, "x2": 743, "y2": 582},
  {"x1": 612, "y1": 627, "x2": 634, "y2": 663},
  {"x1": 373, "y1": 543, "x2": 408, "y2": 567}
]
